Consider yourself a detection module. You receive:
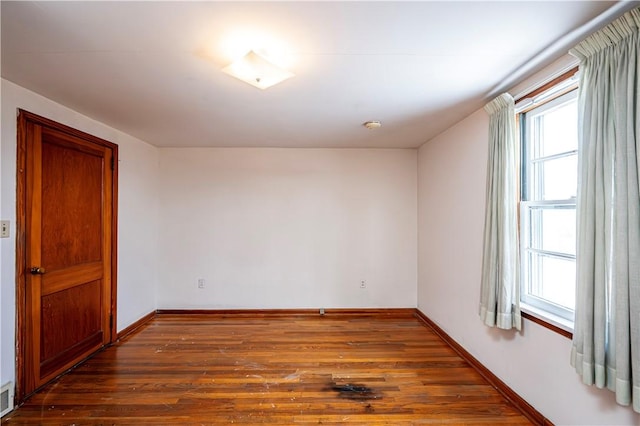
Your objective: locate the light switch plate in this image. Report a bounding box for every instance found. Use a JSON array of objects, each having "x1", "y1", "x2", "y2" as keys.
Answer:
[{"x1": 0, "y1": 221, "x2": 9, "y2": 238}]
